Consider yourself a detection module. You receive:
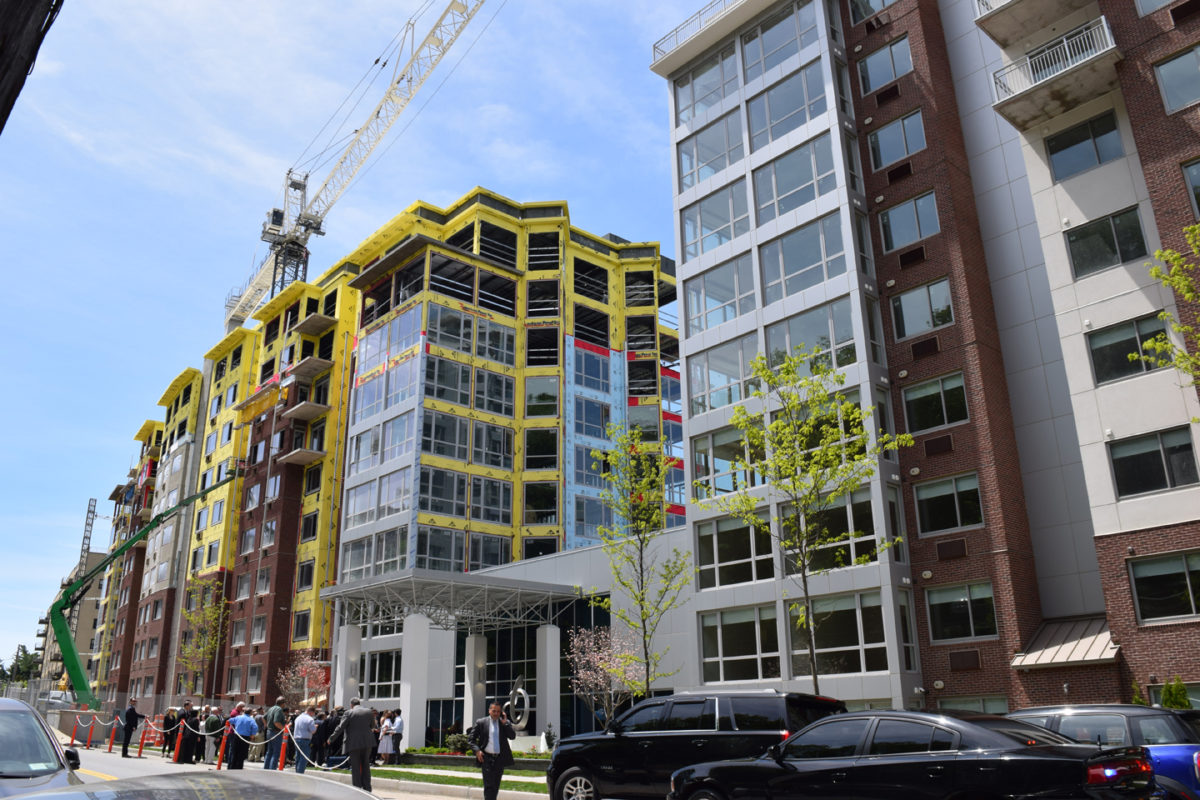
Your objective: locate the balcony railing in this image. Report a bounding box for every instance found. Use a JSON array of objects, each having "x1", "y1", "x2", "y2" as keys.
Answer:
[
  {"x1": 973, "y1": 0, "x2": 1014, "y2": 15},
  {"x1": 653, "y1": 0, "x2": 741, "y2": 63},
  {"x1": 993, "y1": 18, "x2": 1114, "y2": 100}
]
